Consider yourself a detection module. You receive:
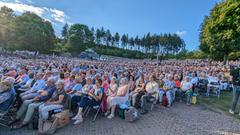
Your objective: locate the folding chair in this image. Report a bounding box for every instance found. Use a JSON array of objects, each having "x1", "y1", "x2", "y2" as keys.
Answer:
[
  {"x1": 0, "y1": 97, "x2": 16, "y2": 129},
  {"x1": 83, "y1": 94, "x2": 106, "y2": 122}
]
